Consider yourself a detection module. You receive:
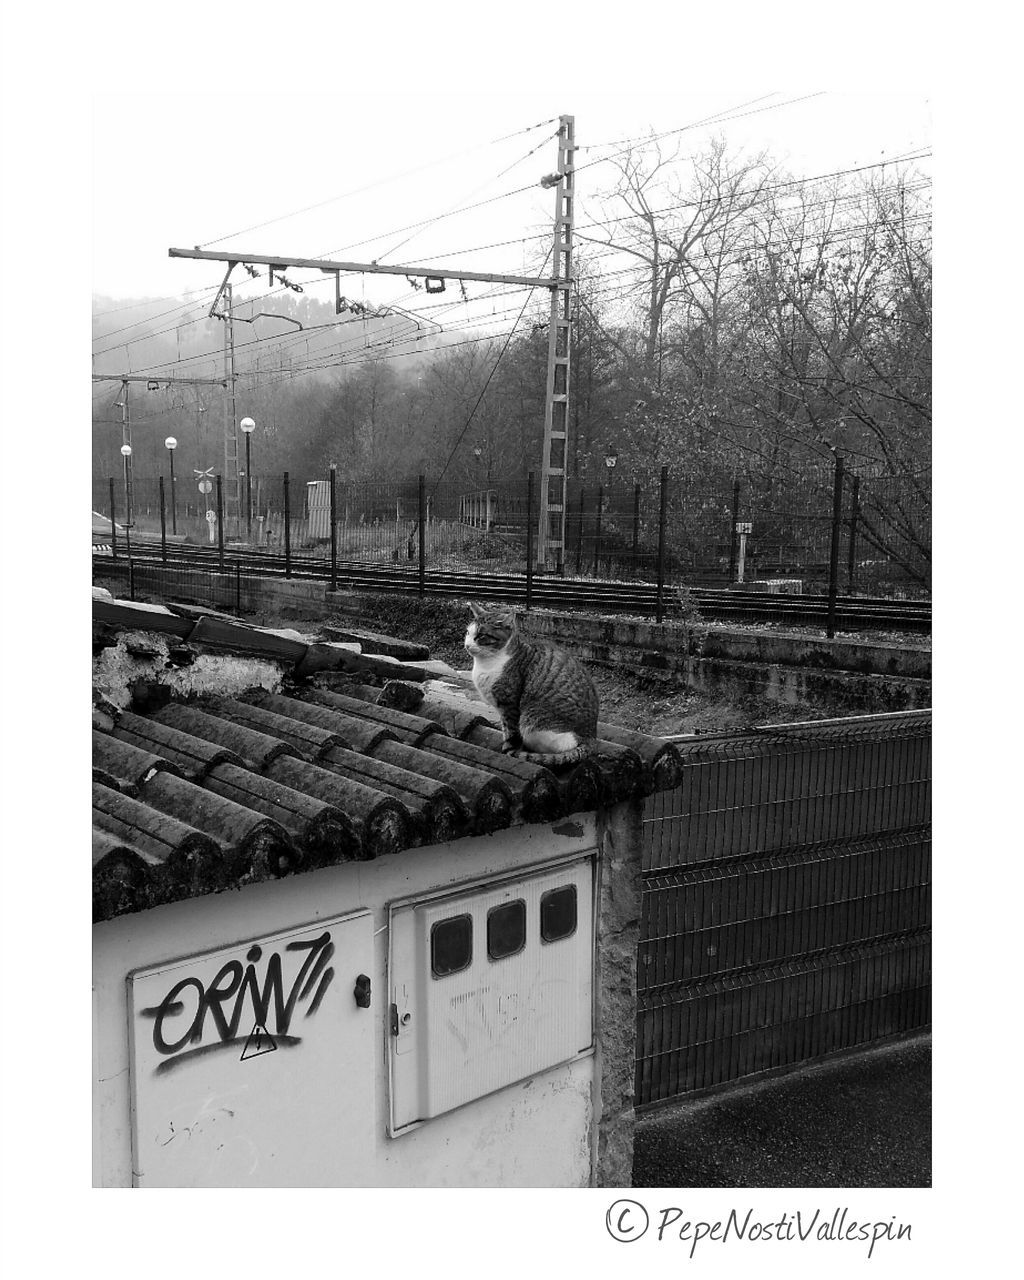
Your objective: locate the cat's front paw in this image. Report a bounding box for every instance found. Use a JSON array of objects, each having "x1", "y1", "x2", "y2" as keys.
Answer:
[{"x1": 500, "y1": 737, "x2": 522, "y2": 754}]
